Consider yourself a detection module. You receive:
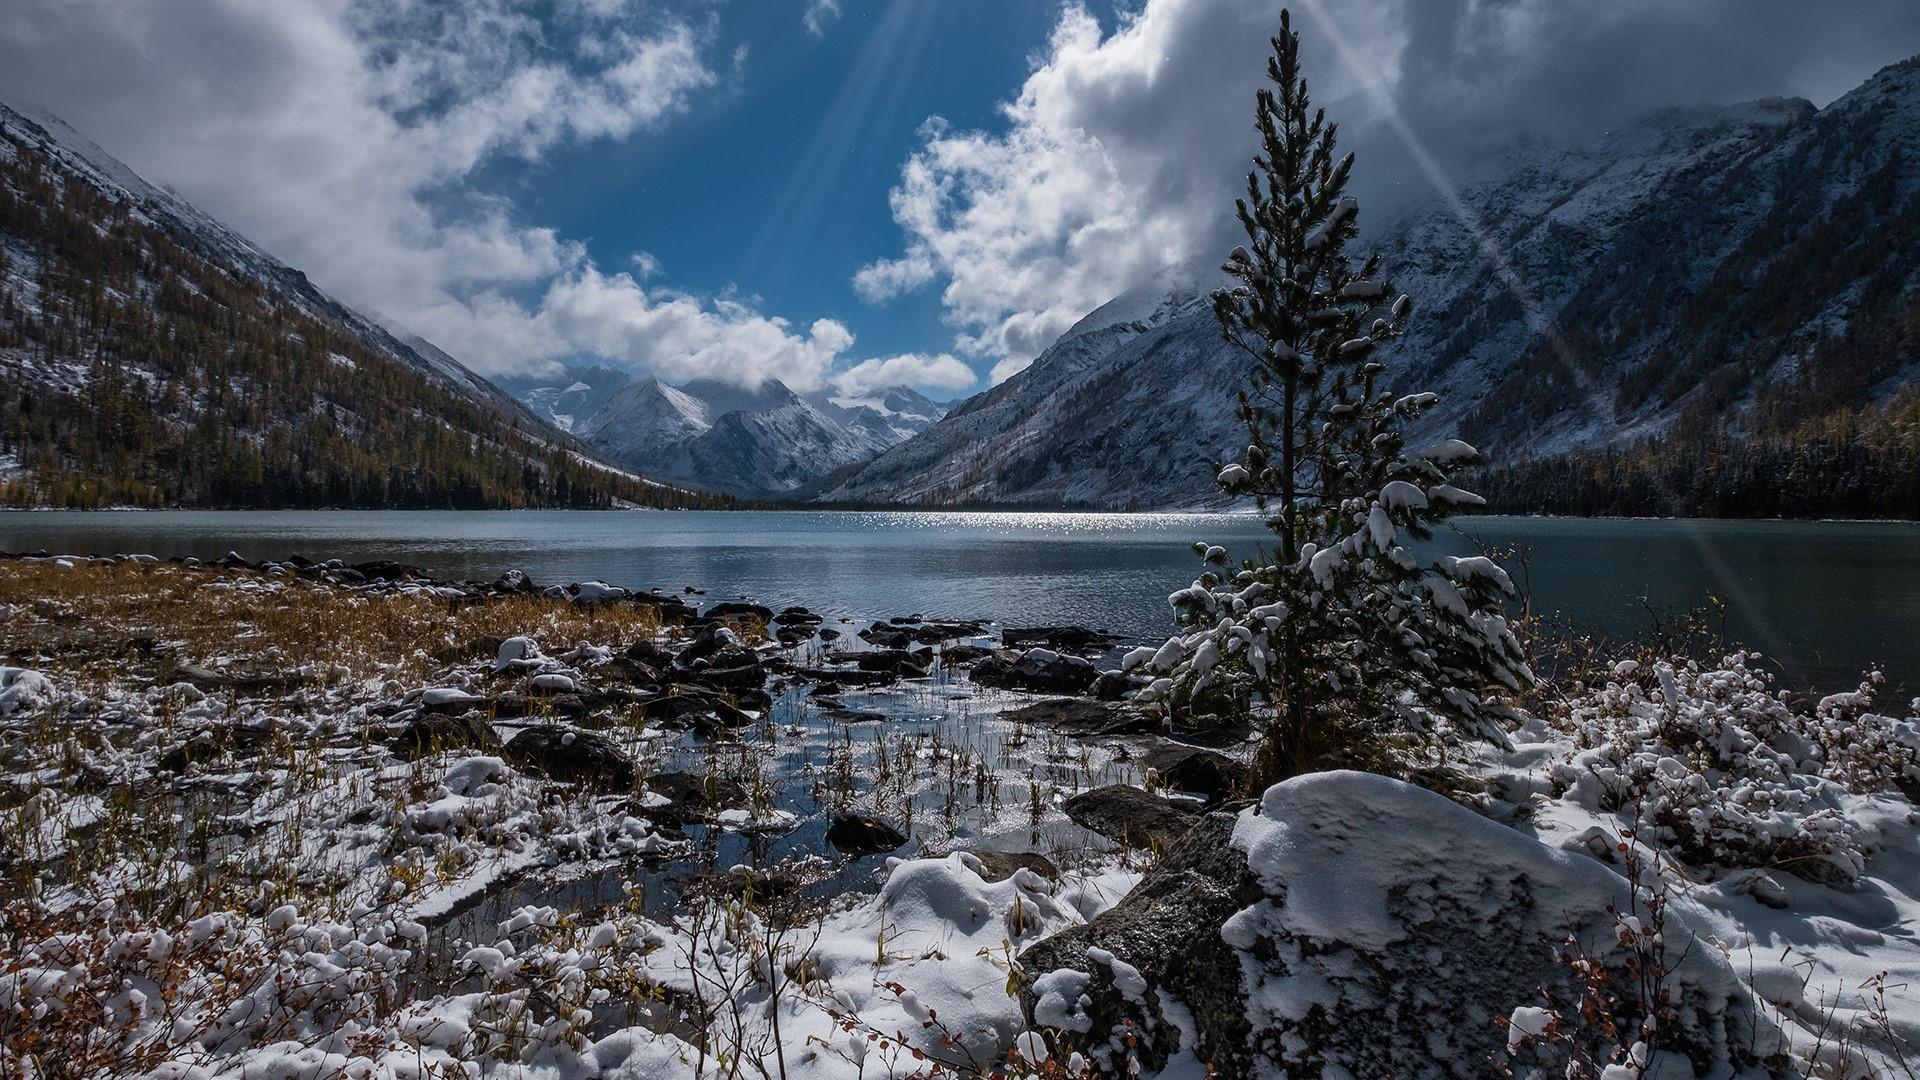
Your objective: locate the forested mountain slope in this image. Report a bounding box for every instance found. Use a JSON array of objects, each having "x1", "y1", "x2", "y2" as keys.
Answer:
[{"x1": 0, "y1": 103, "x2": 718, "y2": 509}]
